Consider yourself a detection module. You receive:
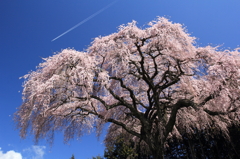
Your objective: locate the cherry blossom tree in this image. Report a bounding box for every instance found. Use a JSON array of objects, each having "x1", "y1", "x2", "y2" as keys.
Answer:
[{"x1": 15, "y1": 17, "x2": 240, "y2": 159}]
